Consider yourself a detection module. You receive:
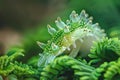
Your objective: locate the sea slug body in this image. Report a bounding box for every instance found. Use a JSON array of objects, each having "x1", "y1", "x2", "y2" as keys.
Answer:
[{"x1": 37, "y1": 10, "x2": 106, "y2": 67}]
